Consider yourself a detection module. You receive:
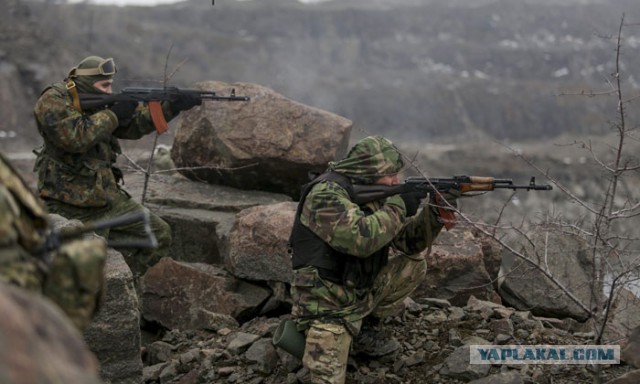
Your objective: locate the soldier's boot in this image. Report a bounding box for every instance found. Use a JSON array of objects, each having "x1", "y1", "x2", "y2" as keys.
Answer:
[{"x1": 351, "y1": 317, "x2": 401, "y2": 357}]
